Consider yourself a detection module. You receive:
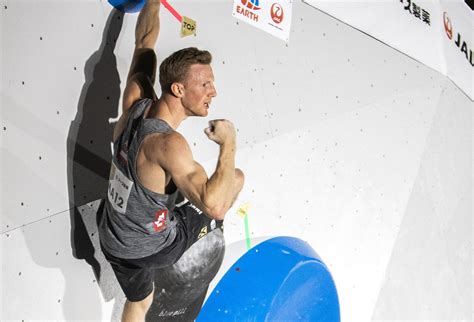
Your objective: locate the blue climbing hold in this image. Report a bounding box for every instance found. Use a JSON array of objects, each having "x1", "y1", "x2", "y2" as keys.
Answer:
[
  {"x1": 198, "y1": 236, "x2": 340, "y2": 321},
  {"x1": 108, "y1": 0, "x2": 146, "y2": 13}
]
